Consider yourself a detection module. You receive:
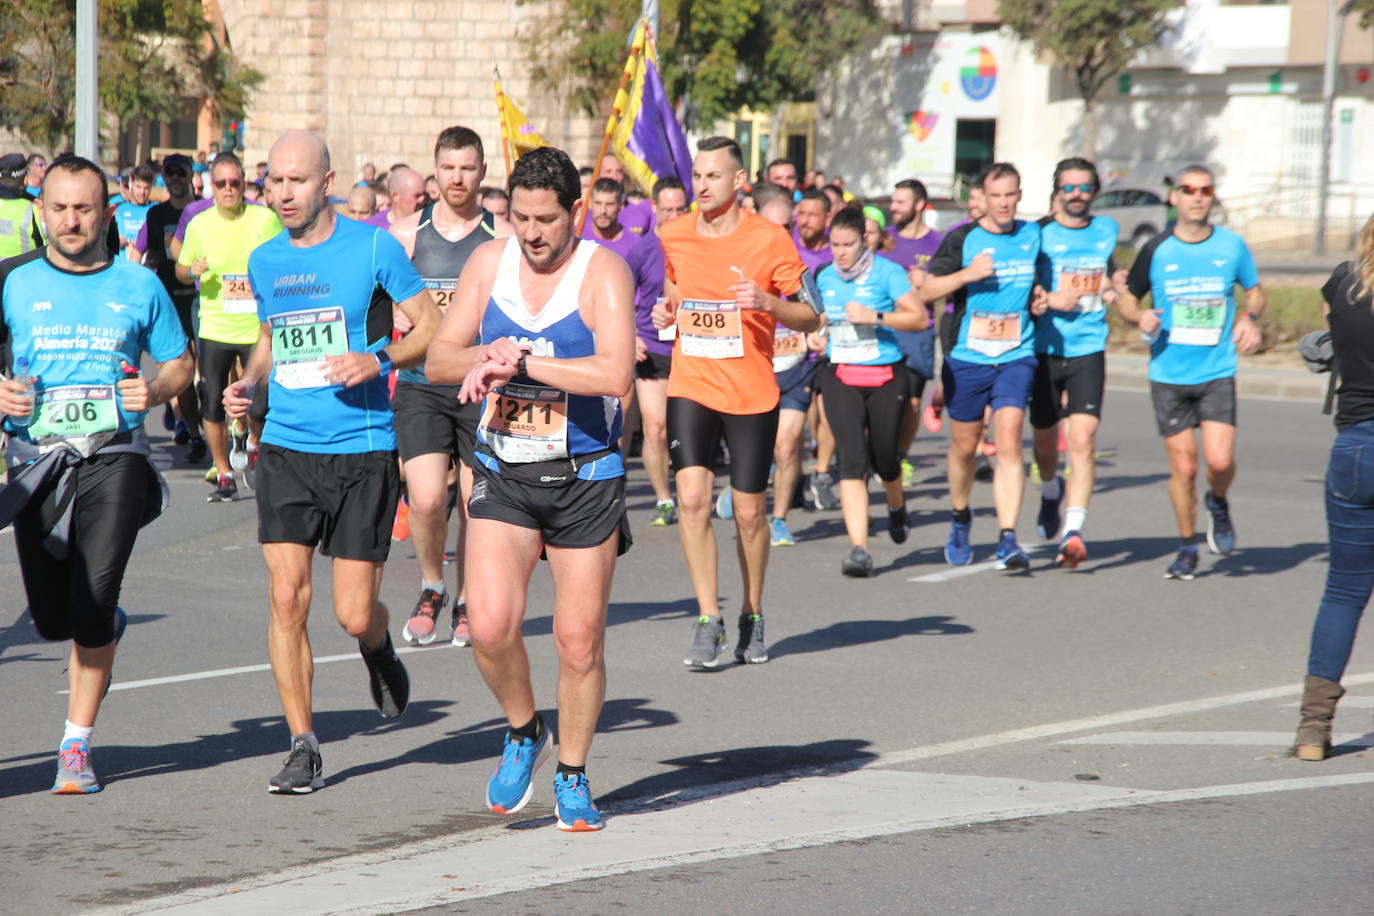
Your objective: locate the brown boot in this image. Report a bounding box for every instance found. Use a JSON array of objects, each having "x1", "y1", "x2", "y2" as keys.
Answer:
[{"x1": 1292, "y1": 675, "x2": 1345, "y2": 761}]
